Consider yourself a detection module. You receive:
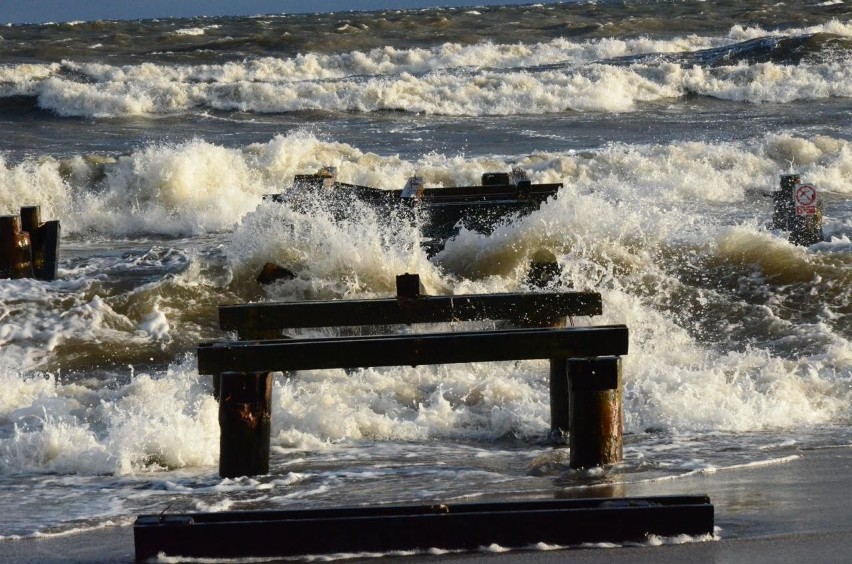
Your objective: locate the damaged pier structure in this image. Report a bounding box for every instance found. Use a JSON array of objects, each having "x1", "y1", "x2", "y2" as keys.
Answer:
[
  {"x1": 0, "y1": 205, "x2": 60, "y2": 281},
  {"x1": 267, "y1": 167, "x2": 563, "y2": 255},
  {"x1": 133, "y1": 273, "x2": 715, "y2": 560}
]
